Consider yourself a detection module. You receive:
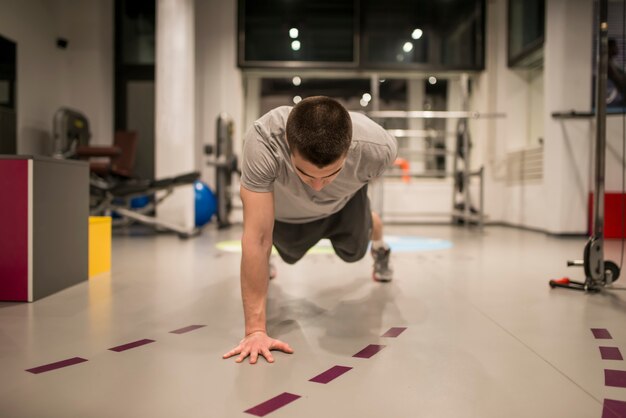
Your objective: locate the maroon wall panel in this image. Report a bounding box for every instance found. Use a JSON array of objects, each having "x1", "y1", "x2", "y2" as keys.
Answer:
[{"x1": 0, "y1": 160, "x2": 28, "y2": 301}]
